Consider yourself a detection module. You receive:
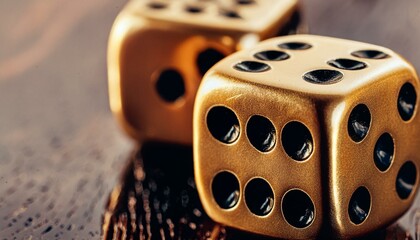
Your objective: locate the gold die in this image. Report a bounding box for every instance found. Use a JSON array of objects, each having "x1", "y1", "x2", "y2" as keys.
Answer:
[
  {"x1": 193, "y1": 35, "x2": 420, "y2": 238},
  {"x1": 108, "y1": 0, "x2": 301, "y2": 145}
]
